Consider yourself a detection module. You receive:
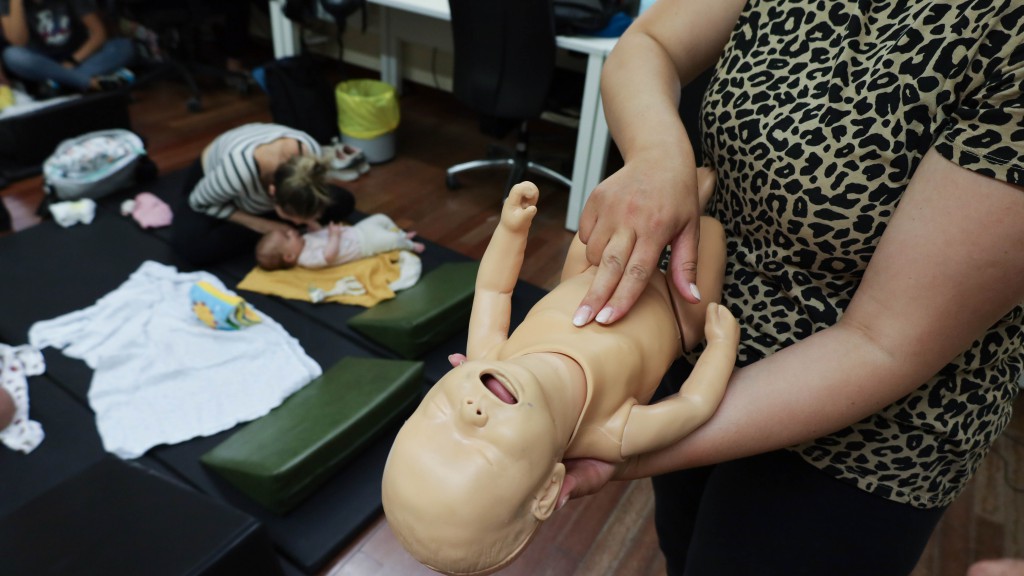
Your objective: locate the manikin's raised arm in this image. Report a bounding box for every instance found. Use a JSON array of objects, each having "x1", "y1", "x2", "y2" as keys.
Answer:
[{"x1": 466, "y1": 182, "x2": 539, "y2": 359}]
